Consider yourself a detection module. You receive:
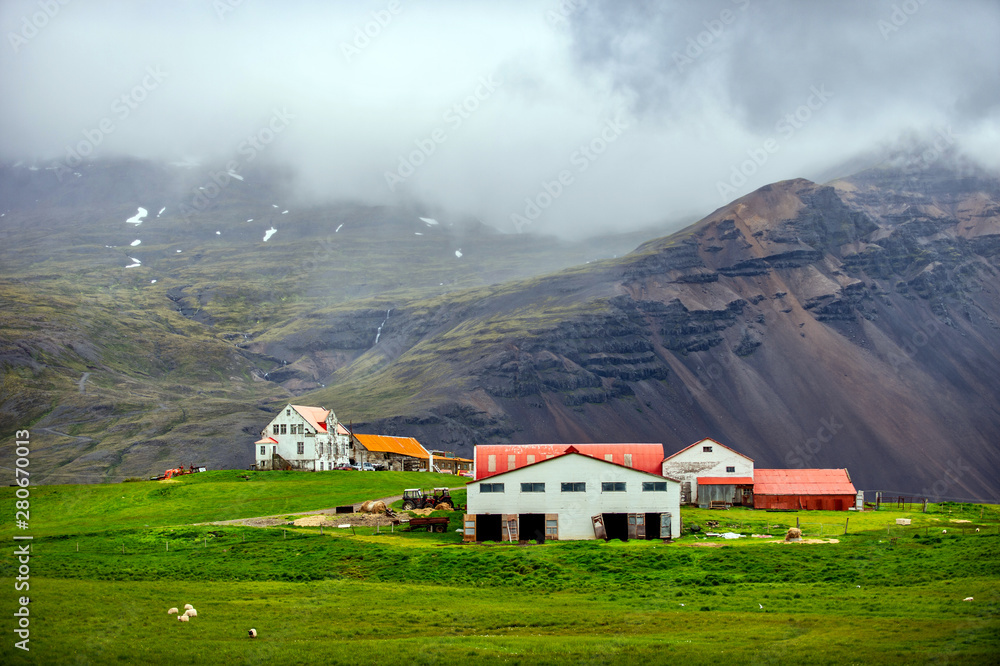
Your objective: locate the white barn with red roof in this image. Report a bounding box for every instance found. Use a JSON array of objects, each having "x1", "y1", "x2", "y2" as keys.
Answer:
[
  {"x1": 254, "y1": 404, "x2": 351, "y2": 471},
  {"x1": 465, "y1": 447, "x2": 681, "y2": 542},
  {"x1": 661, "y1": 438, "x2": 755, "y2": 507}
]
